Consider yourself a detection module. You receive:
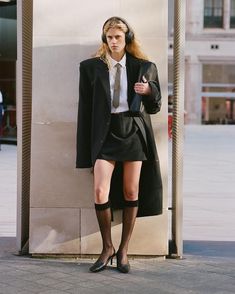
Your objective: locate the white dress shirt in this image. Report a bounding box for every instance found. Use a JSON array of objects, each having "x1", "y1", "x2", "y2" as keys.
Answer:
[{"x1": 107, "y1": 54, "x2": 129, "y2": 113}]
